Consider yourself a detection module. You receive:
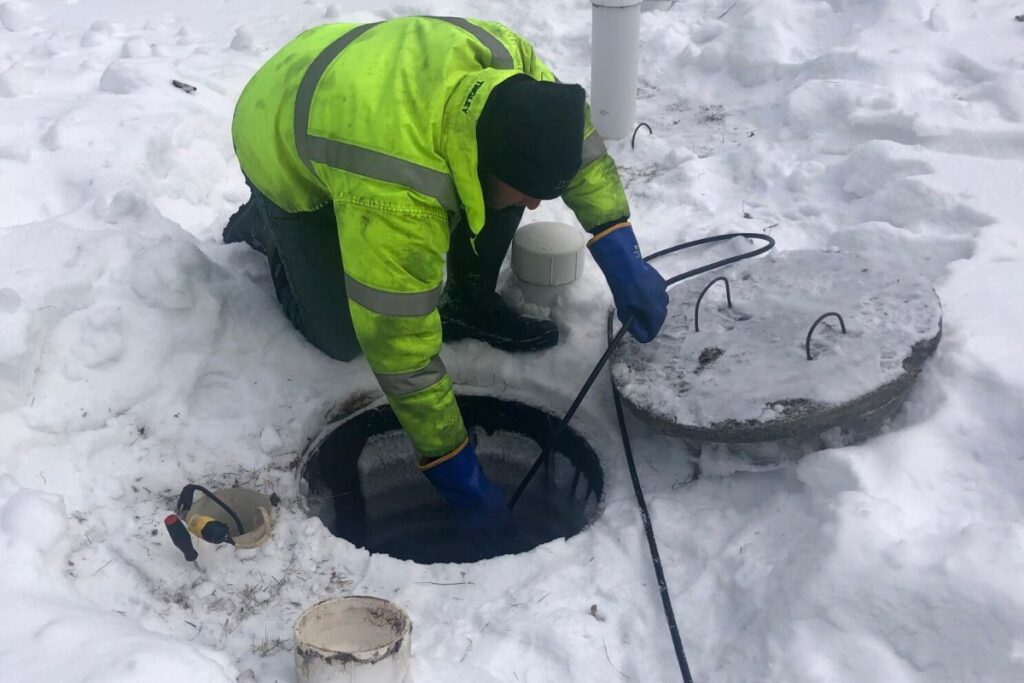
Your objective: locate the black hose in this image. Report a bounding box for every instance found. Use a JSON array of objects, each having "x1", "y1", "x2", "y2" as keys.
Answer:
[
  {"x1": 609, "y1": 308, "x2": 695, "y2": 683},
  {"x1": 653, "y1": 231, "x2": 776, "y2": 286},
  {"x1": 509, "y1": 232, "x2": 774, "y2": 504},
  {"x1": 507, "y1": 231, "x2": 776, "y2": 682},
  {"x1": 506, "y1": 320, "x2": 633, "y2": 508}
]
